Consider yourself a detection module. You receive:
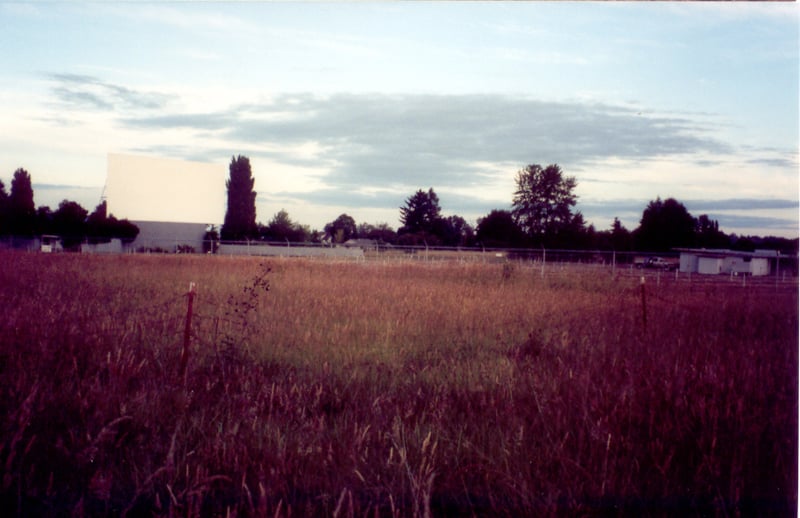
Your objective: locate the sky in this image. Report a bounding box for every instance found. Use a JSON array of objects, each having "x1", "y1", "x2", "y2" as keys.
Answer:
[{"x1": 0, "y1": 1, "x2": 798, "y2": 238}]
